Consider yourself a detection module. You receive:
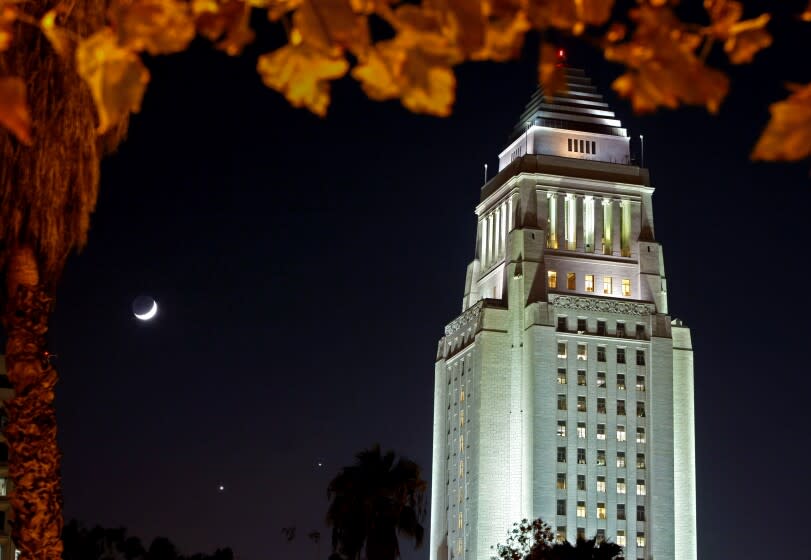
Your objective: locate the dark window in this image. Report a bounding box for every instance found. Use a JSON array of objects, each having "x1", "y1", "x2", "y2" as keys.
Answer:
[
  {"x1": 558, "y1": 316, "x2": 568, "y2": 331},
  {"x1": 577, "y1": 527, "x2": 586, "y2": 540},
  {"x1": 580, "y1": 140, "x2": 585, "y2": 152},
  {"x1": 568, "y1": 139, "x2": 573, "y2": 151},
  {"x1": 617, "y1": 348, "x2": 626, "y2": 364},
  {"x1": 577, "y1": 318, "x2": 587, "y2": 332},
  {"x1": 617, "y1": 400, "x2": 626, "y2": 415},
  {"x1": 617, "y1": 374, "x2": 626, "y2": 390},
  {"x1": 597, "y1": 450, "x2": 606, "y2": 466},
  {"x1": 617, "y1": 504, "x2": 626, "y2": 520},
  {"x1": 636, "y1": 350, "x2": 646, "y2": 366},
  {"x1": 637, "y1": 402, "x2": 646, "y2": 417},
  {"x1": 637, "y1": 505, "x2": 646, "y2": 521},
  {"x1": 577, "y1": 370, "x2": 587, "y2": 386},
  {"x1": 558, "y1": 394, "x2": 567, "y2": 410},
  {"x1": 0, "y1": 442, "x2": 7, "y2": 461},
  {"x1": 557, "y1": 447, "x2": 567, "y2": 463},
  {"x1": 617, "y1": 323, "x2": 626, "y2": 337},
  {"x1": 577, "y1": 396, "x2": 586, "y2": 412},
  {"x1": 597, "y1": 346, "x2": 606, "y2": 362},
  {"x1": 597, "y1": 372, "x2": 606, "y2": 387},
  {"x1": 577, "y1": 448, "x2": 586, "y2": 464},
  {"x1": 636, "y1": 324, "x2": 646, "y2": 339},
  {"x1": 592, "y1": 141, "x2": 597, "y2": 154},
  {"x1": 557, "y1": 499, "x2": 567, "y2": 515},
  {"x1": 577, "y1": 474, "x2": 586, "y2": 491},
  {"x1": 597, "y1": 398, "x2": 606, "y2": 414},
  {"x1": 597, "y1": 320, "x2": 606, "y2": 335},
  {"x1": 637, "y1": 453, "x2": 646, "y2": 469}
]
